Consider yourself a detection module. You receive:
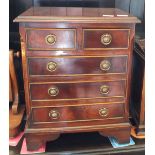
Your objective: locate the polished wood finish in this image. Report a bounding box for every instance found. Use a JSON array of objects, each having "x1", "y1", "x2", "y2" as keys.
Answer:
[
  {"x1": 32, "y1": 103, "x2": 124, "y2": 123},
  {"x1": 28, "y1": 56, "x2": 128, "y2": 76},
  {"x1": 9, "y1": 106, "x2": 25, "y2": 138},
  {"x1": 25, "y1": 131, "x2": 60, "y2": 151},
  {"x1": 15, "y1": 7, "x2": 139, "y2": 151},
  {"x1": 10, "y1": 0, "x2": 144, "y2": 51},
  {"x1": 99, "y1": 126, "x2": 131, "y2": 144},
  {"x1": 9, "y1": 49, "x2": 25, "y2": 138},
  {"x1": 9, "y1": 74, "x2": 13, "y2": 102},
  {"x1": 14, "y1": 7, "x2": 140, "y2": 23},
  {"x1": 30, "y1": 80, "x2": 126, "y2": 100},
  {"x1": 9, "y1": 50, "x2": 20, "y2": 114},
  {"x1": 24, "y1": 123, "x2": 131, "y2": 150},
  {"x1": 27, "y1": 28, "x2": 76, "y2": 50},
  {"x1": 83, "y1": 29, "x2": 129, "y2": 50}
]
